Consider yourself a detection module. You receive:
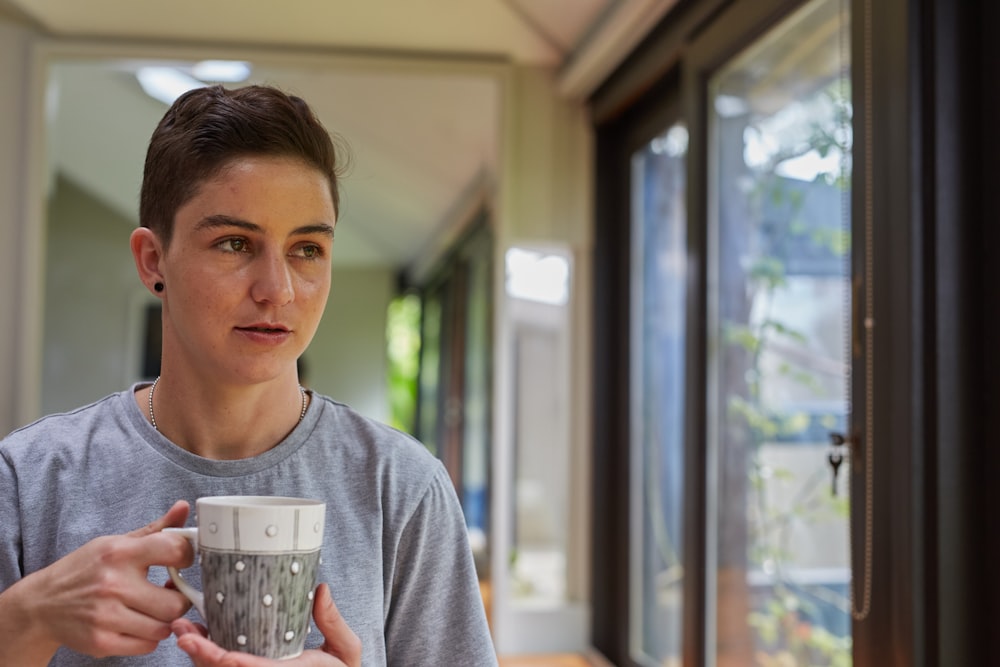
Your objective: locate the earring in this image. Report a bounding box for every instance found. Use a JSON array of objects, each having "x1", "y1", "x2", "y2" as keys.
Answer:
[{"x1": 154, "y1": 282, "x2": 164, "y2": 293}]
